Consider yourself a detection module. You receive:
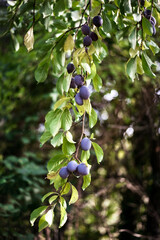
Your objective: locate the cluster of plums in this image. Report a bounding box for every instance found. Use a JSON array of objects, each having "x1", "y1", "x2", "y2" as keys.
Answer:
[
  {"x1": 144, "y1": 9, "x2": 156, "y2": 35},
  {"x1": 59, "y1": 137, "x2": 91, "y2": 179},
  {"x1": 67, "y1": 63, "x2": 90, "y2": 105},
  {"x1": 82, "y1": 15, "x2": 103, "y2": 47},
  {"x1": 59, "y1": 161, "x2": 89, "y2": 179}
]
